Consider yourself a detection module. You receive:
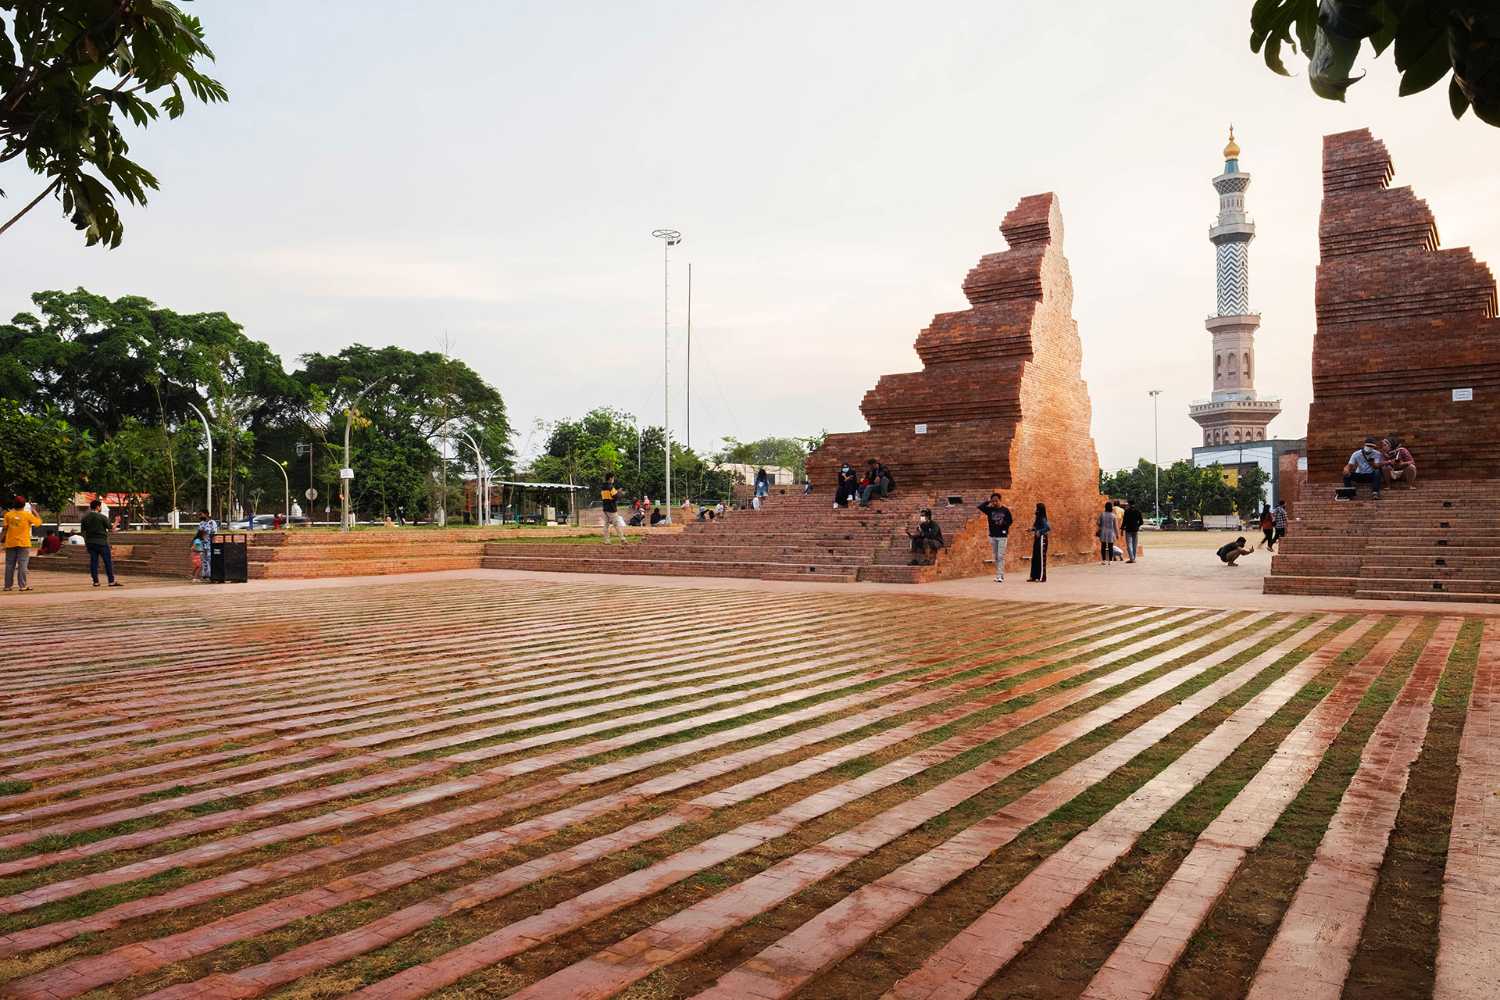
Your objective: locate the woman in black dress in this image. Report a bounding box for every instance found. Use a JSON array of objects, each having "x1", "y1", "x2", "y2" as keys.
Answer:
[{"x1": 1027, "y1": 502, "x2": 1050, "y2": 582}]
